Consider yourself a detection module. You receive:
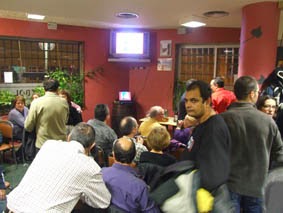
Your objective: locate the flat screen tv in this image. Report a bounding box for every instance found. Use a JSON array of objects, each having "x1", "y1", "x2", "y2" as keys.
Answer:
[{"x1": 108, "y1": 30, "x2": 151, "y2": 62}]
